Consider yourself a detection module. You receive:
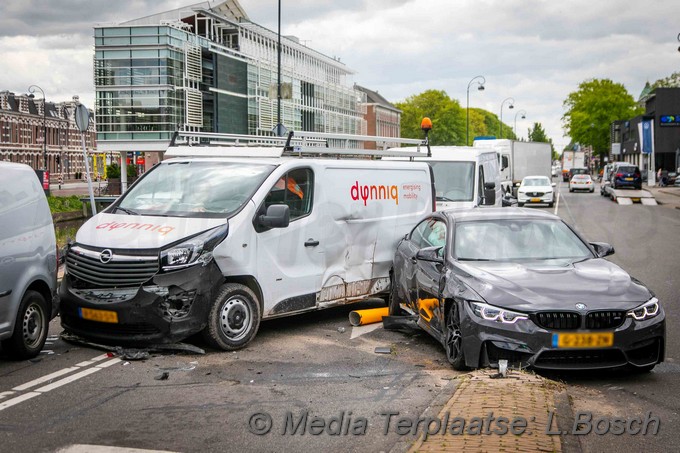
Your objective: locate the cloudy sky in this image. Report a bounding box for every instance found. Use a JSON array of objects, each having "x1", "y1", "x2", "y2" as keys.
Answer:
[{"x1": 1, "y1": 0, "x2": 678, "y2": 148}]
